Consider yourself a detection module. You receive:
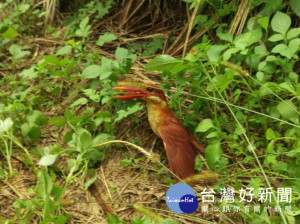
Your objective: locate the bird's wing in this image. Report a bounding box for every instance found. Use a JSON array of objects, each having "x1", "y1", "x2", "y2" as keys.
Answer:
[{"x1": 158, "y1": 118, "x2": 196, "y2": 179}]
